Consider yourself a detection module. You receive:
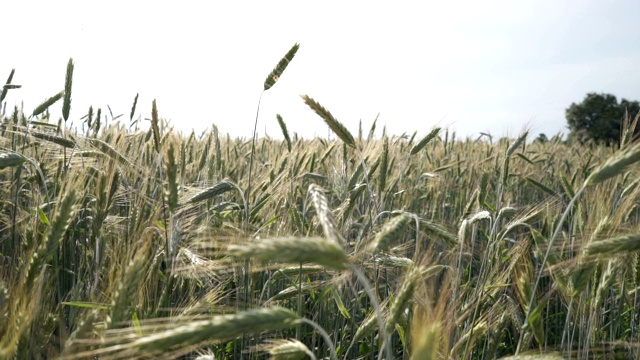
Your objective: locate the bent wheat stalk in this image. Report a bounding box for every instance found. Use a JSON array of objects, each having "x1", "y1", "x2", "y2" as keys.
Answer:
[{"x1": 248, "y1": 43, "x2": 300, "y2": 225}]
